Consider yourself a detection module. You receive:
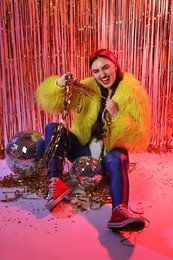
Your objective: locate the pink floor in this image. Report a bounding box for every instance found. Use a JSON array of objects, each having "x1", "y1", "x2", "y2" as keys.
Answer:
[{"x1": 0, "y1": 151, "x2": 173, "y2": 260}]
